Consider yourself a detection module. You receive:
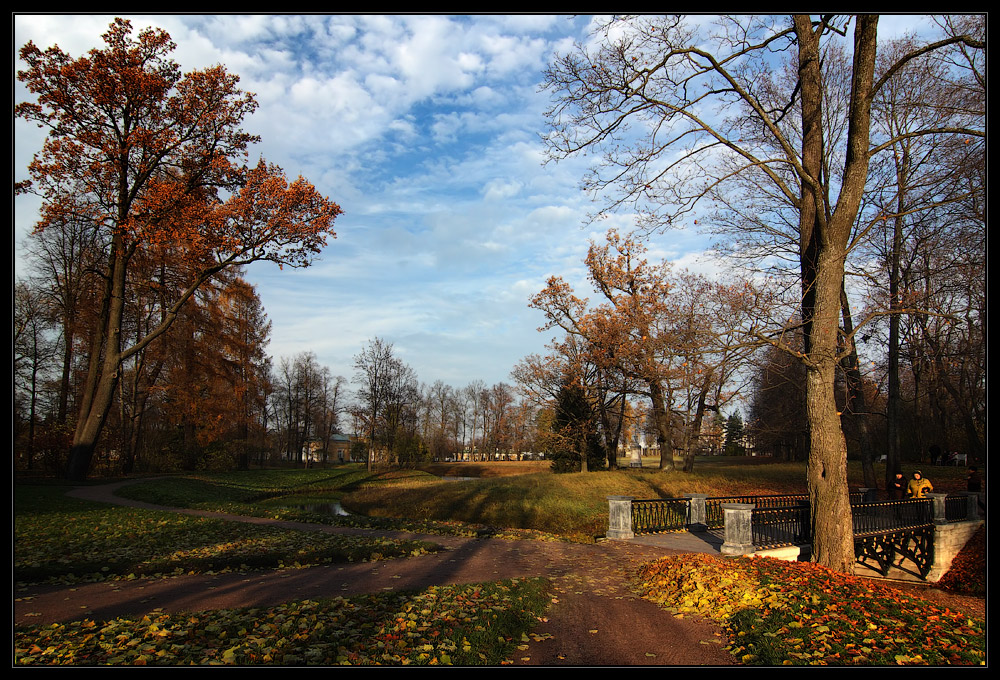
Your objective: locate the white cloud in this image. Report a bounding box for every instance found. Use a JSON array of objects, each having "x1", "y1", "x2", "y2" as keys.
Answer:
[{"x1": 13, "y1": 13, "x2": 716, "y2": 390}]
